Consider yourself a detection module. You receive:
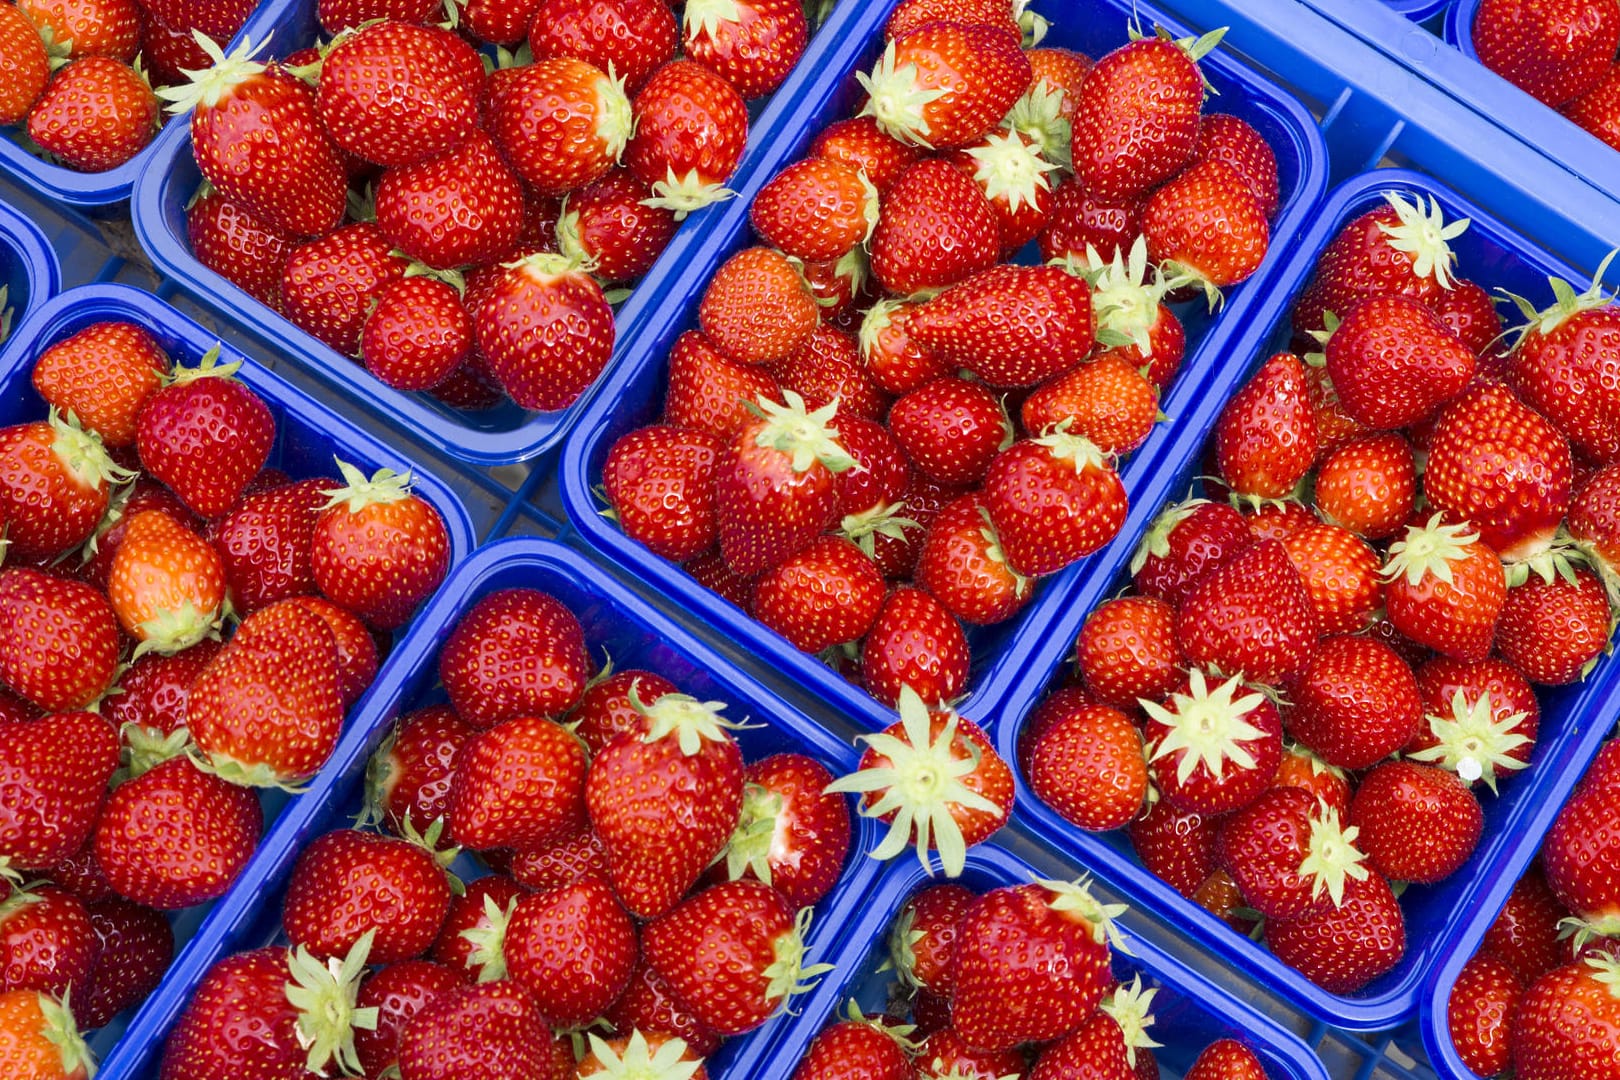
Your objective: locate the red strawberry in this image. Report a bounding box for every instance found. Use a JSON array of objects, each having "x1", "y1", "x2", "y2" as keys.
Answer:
[
  {"x1": 1028, "y1": 701, "x2": 1149, "y2": 831},
  {"x1": 714, "y1": 753, "x2": 850, "y2": 908},
  {"x1": 316, "y1": 21, "x2": 479, "y2": 168},
  {"x1": 1130, "y1": 497, "x2": 1252, "y2": 607},
  {"x1": 1288, "y1": 634, "x2": 1422, "y2": 770},
  {"x1": 1128, "y1": 798, "x2": 1219, "y2": 898},
  {"x1": 1474, "y1": 0, "x2": 1620, "y2": 106},
  {"x1": 683, "y1": 0, "x2": 807, "y2": 99},
  {"x1": 888, "y1": 376, "x2": 1007, "y2": 488},
  {"x1": 75, "y1": 897, "x2": 174, "y2": 1030},
  {"x1": 1024, "y1": 350, "x2": 1159, "y2": 455},
  {"x1": 529, "y1": 0, "x2": 677, "y2": 94},
  {"x1": 283, "y1": 827, "x2": 452, "y2": 966},
  {"x1": 352, "y1": 961, "x2": 467, "y2": 1079},
  {"x1": 1274, "y1": 743, "x2": 1353, "y2": 820},
  {"x1": 0, "y1": 570, "x2": 119, "y2": 716},
  {"x1": 1267, "y1": 870, "x2": 1407, "y2": 993},
  {"x1": 857, "y1": 21, "x2": 1028, "y2": 150},
  {"x1": 207, "y1": 477, "x2": 326, "y2": 615},
  {"x1": 31, "y1": 321, "x2": 167, "y2": 449},
  {"x1": 1141, "y1": 158, "x2": 1270, "y2": 295},
  {"x1": 1486, "y1": 866, "x2": 1572, "y2": 985},
  {"x1": 396, "y1": 979, "x2": 569, "y2": 1080},
  {"x1": 1311, "y1": 432, "x2": 1415, "y2": 541},
  {"x1": 1544, "y1": 757, "x2": 1620, "y2": 938},
  {"x1": 908, "y1": 264, "x2": 1095, "y2": 388},
  {"x1": 982, "y1": 432, "x2": 1127, "y2": 576},
  {"x1": 1075, "y1": 595, "x2": 1182, "y2": 709},
  {"x1": 486, "y1": 58, "x2": 632, "y2": 196},
  {"x1": 1039, "y1": 177, "x2": 1141, "y2": 264},
  {"x1": 280, "y1": 223, "x2": 408, "y2": 355},
  {"x1": 1060, "y1": 239, "x2": 1186, "y2": 390},
  {"x1": 1186, "y1": 1039, "x2": 1267, "y2": 1080},
  {"x1": 1350, "y1": 760, "x2": 1482, "y2": 883},
  {"x1": 102, "y1": 640, "x2": 220, "y2": 737},
  {"x1": 0, "y1": 7, "x2": 49, "y2": 127},
  {"x1": 566, "y1": 670, "x2": 676, "y2": 756},
  {"x1": 311, "y1": 462, "x2": 450, "y2": 630},
  {"x1": 869, "y1": 159, "x2": 1000, "y2": 297},
  {"x1": 916, "y1": 1026, "x2": 1028, "y2": 1079},
  {"x1": 1512, "y1": 953, "x2": 1620, "y2": 1079},
  {"x1": 1029, "y1": 989, "x2": 1154, "y2": 1078},
  {"x1": 1445, "y1": 953, "x2": 1522, "y2": 1077},
  {"x1": 860, "y1": 587, "x2": 970, "y2": 708},
  {"x1": 950, "y1": 879, "x2": 1124, "y2": 1052},
  {"x1": 1280, "y1": 523, "x2": 1383, "y2": 636},
  {"x1": 831, "y1": 414, "x2": 909, "y2": 523},
  {"x1": 135, "y1": 347, "x2": 273, "y2": 518},
  {"x1": 578, "y1": 1031, "x2": 708, "y2": 1078},
  {"x1": 625, "y1": 59, "x2": 748, "y2": 216},
  {"x1": 365, "y1": 705, "x2": 473, "y2": 834},
  {"x1": 1176, "y1": 539, "x2": 1319, "y2": 685},
  {"x1": 437, "y1": 588, "x2": 589, "y2": 727},
  {"x1": 811, "y1": 115, "x2": 923, "y2": 192},
  {"x1": 475, "y1": 252, "x2": 616, "y2": 411},
  {"x1": 1410, "y1": 655, "x2": 1539, "y2": 790},
  {"x1": 1243, "y1": 498, "x2": 1317, "y2": 543},
  {"x1": 663, "y1": 330, "x2": 783, "y2": 439},
  {"x1": 0, "y1": 885, "x2": 96, "y2": 998},
  {"x1": 861, "y1": 471, "x2": 955, "y2": 581},
  {"x1": 751, "y1": 157, "x2": 879, "y2": 264},
  {"x1": 915, "y1": 493, "x2": 1032, "y2": 625},
  {"x1": 446, "y1": 714, "x2": 587, "y2": 852},
  {"x1": 158, "y1": 45, "x2": 347, "y2": 238},
  {"x1": 699, "y1": 246, "x2": 819, "y2": 366},
  {"x1": 1434, "y1": 277, "x2": 1506, "y2": 358},
  {"x1": 106, "y1": 509, "x2": 225, "y2": 655},
  {"x1": 1504, "y1": 269, "x2": 1620, "y2": 466},
  {"x1": 887, "y1": 882, "x2": 974, "y2": 996},
  {"x1": 685, "y1": 550, "x2": 759, "y2": 609},
  {"x1": 945, "y1": 129, "x2": 1059, "y2": 252},
  {"x1": 795, "y1": 1009, "x2": 917, "y2": 1080},
  {"x1": 1216, "y1": 785, "x2": 1370, "y2": 920},
  {"x1": 557, "y1": 168, "x2": 677, "y2": 285},
  {"x1": 603, "y1": 424, "x2": 722, "y2": 563},
  {"x1": 1563, "y1": 63, "x2": 1620, "y2": 155},
  {"x1": 1320, "y1": 294, "x2": 1476, "y2": 430},
  {"x1": 1144, "y1": 669, "x2": 1283, "y2": 815},
  {"x1": 586, "y1": 692, "x2": 745, "y2": 917},
  {"x1": 1196, "y1": 113, "x2": 1280, "y2": 218},
  {"x1": 1495, "y1": 566, "x2": 1612, "y2": 685},
  {"x1": 374, "y1": 135, "x2": 525, "y2": 271},
  {"x1": 753, "y1": 535, "x2": 884, "y2": 653},
  {"x1": 0, "y1": 987, "x2": 94, "y2": 1079},
  {"x1": 0, "y1": 413, "x2": 129, "y2": 562},
  {"x1": 604, "y1": 958, "x2": 722, "y2": 1057},
  {"x1": 28, "y1": 56, "x2": 158, "y2": 172},
  {"x1": 1382, "y1": 514, "x2": 1507, "y2": 661},
  {"x1": 1214, "y1": 352, "x2": 1318, "y2": 503},
  {"x1": 768, "y1": 323, "x2": 888, "y2": 420},
  {"x1": 1571, "y1": 462, "x2": 1620, "y2": 582},
  {"x1": 430, "y1": 875, "x2": 522, "y2": 978},
  {"x1": 140, "y1": 0, "x2": 253, "y2": 38},
  {"x1": 826, "y1": 690, "x2": 1013, "y2": 877}
]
